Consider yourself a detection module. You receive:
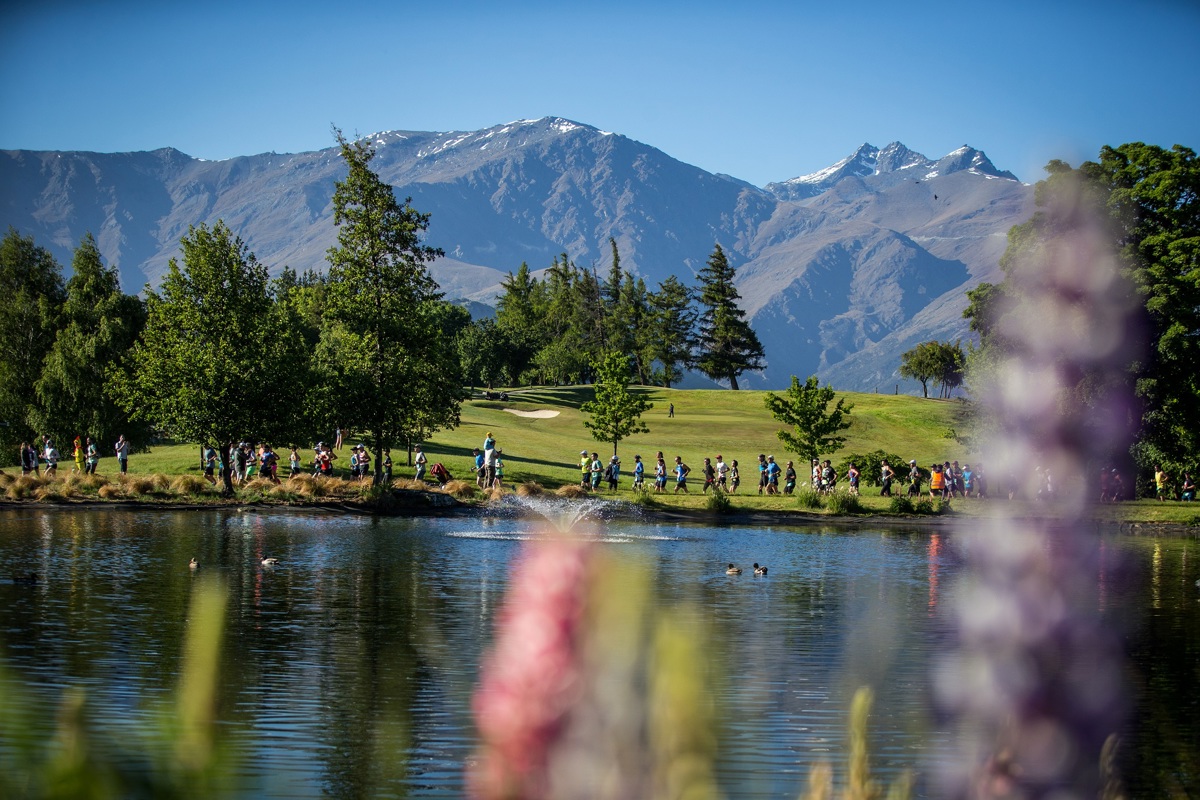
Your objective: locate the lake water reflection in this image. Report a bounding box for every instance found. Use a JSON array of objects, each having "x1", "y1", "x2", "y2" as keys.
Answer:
[{"x1": 0, "y1": 508, "x2": 1196, "y2": 798}]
